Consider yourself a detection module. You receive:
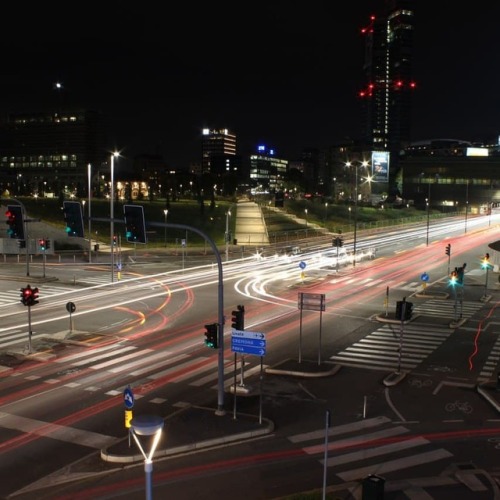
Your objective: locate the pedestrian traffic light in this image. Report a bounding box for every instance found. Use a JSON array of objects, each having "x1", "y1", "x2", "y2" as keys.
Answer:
[
  {"x1": 482, "y1": 253, "x2": 491, "y2": 269},
  {"x1": 231, "y1": 304, "x2": 245, "y2": 330},
  {"x1": 332, "y1": 237, "x2": 343, "y2": 248},
  {"x1": 45, "y1": 239, "x2": 51, "y2": 250},
  {"x1": 17, "y1": 240, "x2": 26, "y2": 249},
  {"x1": 124, "y1": 205, "x2": 147, "y2": 244},
  {"x1": 204, "y1": 323, "x2": 218, "y2": 349},
  {"x1": 38, "y1": 238, "x2": 46, "y2": 251},
  {"x1": 113, "y1": 235, "x2": 118, "y2": 246},
  {"x1": 5, "y1": 205, "x2": 25, "y2": 240},
  {"x1": 445, "y1": 244, "x2": 451, "y2": 257},
  {"x1": 63, "y1": 201, "x2": 85, "y2": 238}
]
